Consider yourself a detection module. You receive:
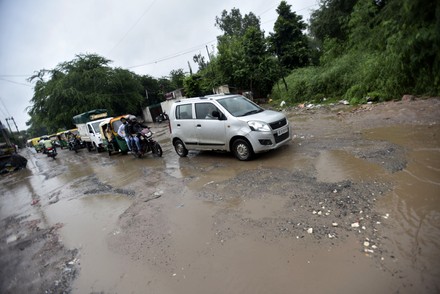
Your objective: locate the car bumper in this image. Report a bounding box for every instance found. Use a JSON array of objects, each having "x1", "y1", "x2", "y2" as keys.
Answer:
[{"x1": 247, "y1": 125, "x2": 292, "y2": 154}]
